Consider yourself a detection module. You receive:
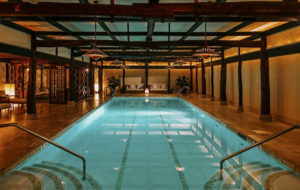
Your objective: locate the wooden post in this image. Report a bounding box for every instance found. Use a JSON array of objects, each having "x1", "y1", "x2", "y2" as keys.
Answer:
[
  {"x1": 220, "y1": 48, "x2": 227, "y2": 105},
  {"x1": 201, "y1": 59, "x2": 206, "y2": 97},
  {"x1": 190, "y1": 61, "x2": 193, "y2": 91},
  {"x1": 69, "y1": 47, "x2": 75, "y2": 101},
  {"x1": 168, "y1": 61, "x2": 171, "y2": 93},
  {"x1": 238, "y1": 47, "x2": 243, "y2": 112},
  {"x1": 40, "y1": 67, "x2": 43, "y2": 89},
  {"x1": 210, "y1": 57, "x2": 214, "y2": 101},
  {"x1": 145, "y1": 62, "x2": 149, "y2": 88},
  {"x1": 260, "y1": 35, "x2": 272, "y2": 121},
  {"x1": 89, "y1": 58, "x2": 94, "y2": 95},
  {"x1": 122, "y1": 60, "x2": 125, "y2": 90},
  {"x1": 5, "y1": 62, "x2": 9, "y2": 83},
  {"x1": 26, "y1": 34, "x2": 37, "y2": 119},
  {"x1": 99, "y1": 60, "x2": 103, "y2": 94},
  {"x1": 195, "y1": 67, "x2": 198, "y2": 94}
]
